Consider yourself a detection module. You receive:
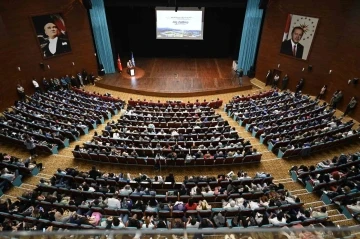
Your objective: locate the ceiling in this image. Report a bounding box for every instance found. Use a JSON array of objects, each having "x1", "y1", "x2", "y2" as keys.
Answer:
[{"x1": 105, "y1": 0, "x2": 247, "y2": 8}]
